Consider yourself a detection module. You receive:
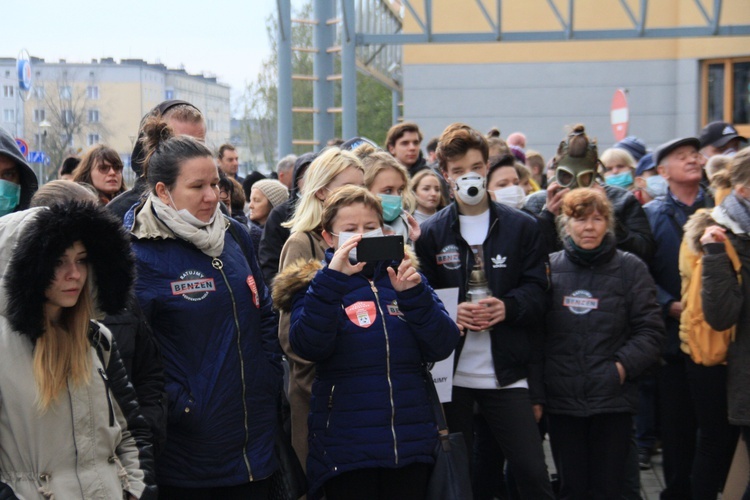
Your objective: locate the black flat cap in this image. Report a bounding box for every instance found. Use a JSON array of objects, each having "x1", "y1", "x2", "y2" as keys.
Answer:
[{"x1": 654, "y1": 137, "x2": 700, "y2": 166}]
